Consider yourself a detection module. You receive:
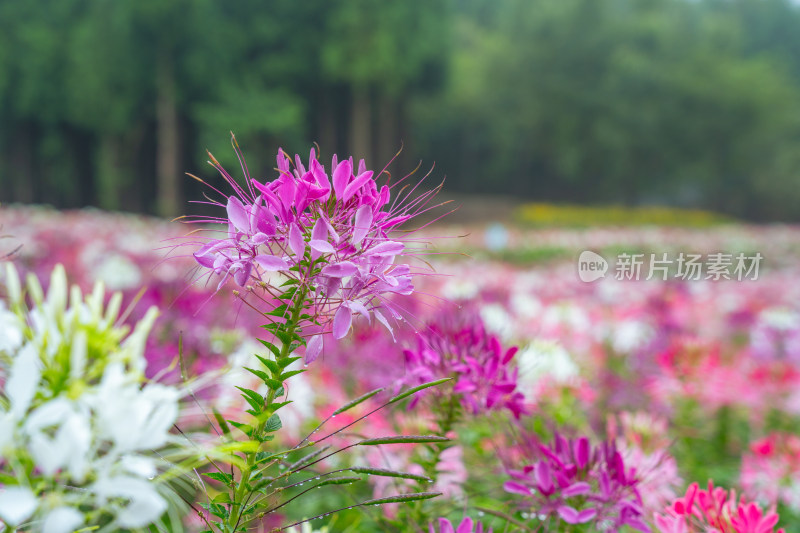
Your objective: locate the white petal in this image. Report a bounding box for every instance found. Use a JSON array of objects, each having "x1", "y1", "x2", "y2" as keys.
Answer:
[
  {"x1": 0, "y1": 486, "x2": 37, "y2": 526},
  {"x1": 42, "y1": 506, "x2": 83, "y2": 533},
  {"x1": 93, "y1": 476, "x2": 167, "y2": 528},
  {"x1": 3, "y1": 263, "x2": 22, "y2": 305},
  {"x1": 8, "y1": 344, "x2": 40, "y2": 418}
]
